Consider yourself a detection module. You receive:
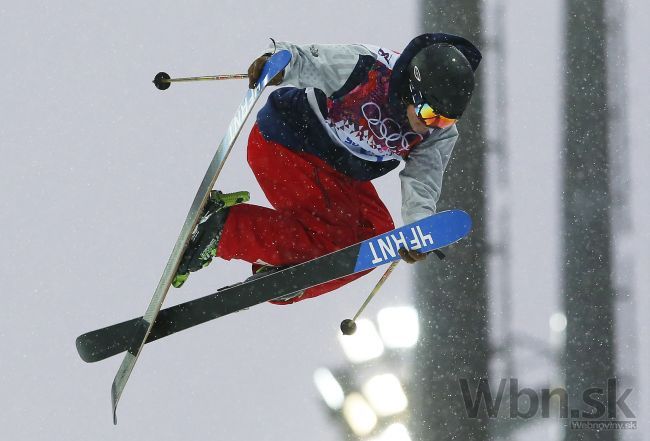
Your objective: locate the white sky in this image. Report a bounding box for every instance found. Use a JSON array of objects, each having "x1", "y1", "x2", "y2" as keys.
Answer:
[{"x1": 0, "y1": 1, "x2": 648, "y2": 440}]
